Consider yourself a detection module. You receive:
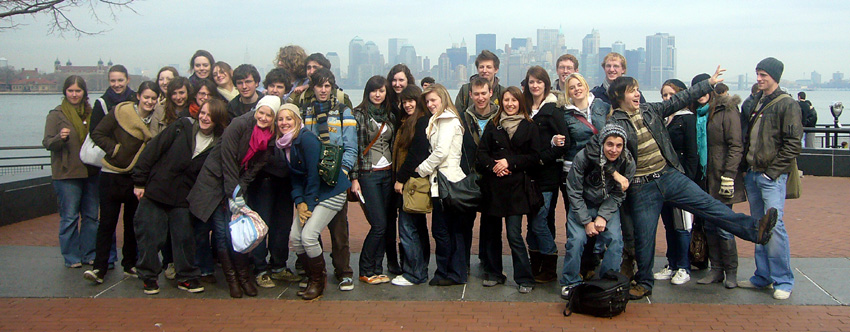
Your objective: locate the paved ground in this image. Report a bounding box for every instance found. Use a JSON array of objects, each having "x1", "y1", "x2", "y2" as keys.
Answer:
[{"x1": 0, "y1": 175, "x2": 849, "y2": 331}]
